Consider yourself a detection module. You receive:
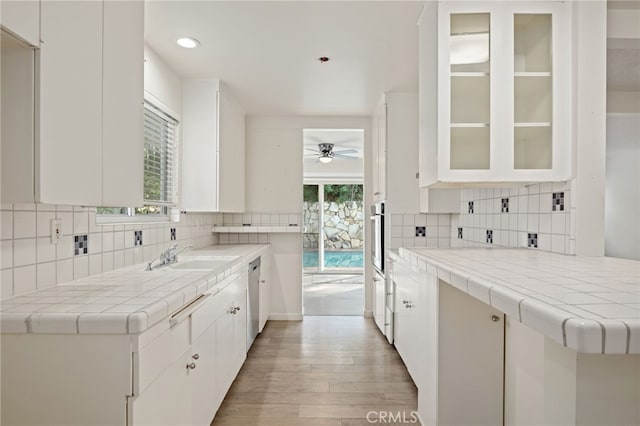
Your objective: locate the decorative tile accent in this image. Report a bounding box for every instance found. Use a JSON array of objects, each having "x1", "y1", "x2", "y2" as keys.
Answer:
[
  {"x1": 501, "y1": 198, "x2": 509, "y2": 213},
  {"x1": 486, "y1": 230, "x2": 493, "y2": 244},
  {"x1": 415, "y1": 226, "x2": 426, "y2": 237},
  {"x1": 170, "y1": 228, "x2": 176, "y2": 241},
  {"x1": 134, "y1": 230, "x2": 143, "y2": 247},
  {"x1": 528, "y1": 233, "x2": 538, "y2": 248},
  {"x1": 552, "y1": 192, "x2": 565, "y2": 212},
  {"x1": 74, "y1": 235, "x2": 88, "y2": 256},
  {"x1": 468, "y1": 201, "x2": 474, "y2": 214}
]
